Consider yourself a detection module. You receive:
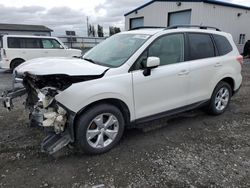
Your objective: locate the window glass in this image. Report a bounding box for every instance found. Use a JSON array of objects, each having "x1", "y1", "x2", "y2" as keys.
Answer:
[
  {"x1": 238, "y1": 34, "x2": 246, "y2": 45},
  {"x1": 213, "y1": 34, "x2": 232, "y2": 56},
  {"x1": 148, "y1": 34, "x2": 184, "y2": 66},
  {"x1": 84, "y1": 34, "x2": 150, "y2": 67},
  {"x1": 8, "y1": 37, "x2": 41, "y2": 48},
  {"x1": 188, "y1": 33, "x2": 215, "y2": 60},
  {"x1": 23, "y1": 38, "x2": 41, "y2": 48},
  {"x1": 42, "y1": 39, "x2": 62, "y2": 49},
  {"x1": 0, "y1": 36, "x2": 3, "y2": 48},
  {"x1": 8, "y1": 37, "x2": 20, "y2": 48}
]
